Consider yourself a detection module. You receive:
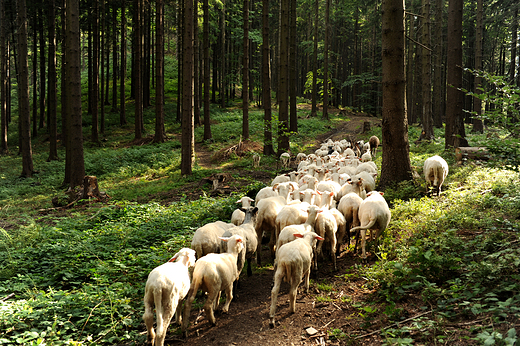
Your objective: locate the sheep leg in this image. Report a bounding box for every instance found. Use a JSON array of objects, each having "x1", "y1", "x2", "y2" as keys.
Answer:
[
  {"x1": 156, "y1": 306, "x2": 174, "y2": 346},
  {"x1": 303, "y1": 268, "x2": 311, "y2": 294},
  {"x1": 221, "y1": 285, "x2": 234, "y2": 313},
  {"x1": 269, "y1": 268, "x2": 284, "y2": 327},
  {"x1": 288, "y1": 277, "x2": 299, "y2": 314},
  {"x1": 269, "y1": 229, "x2": 277, "y2": 261},
  {"x1": 204, "y1": 289, "x2": 219, "y2": 325},
  {"x1": 256, "y1": 232, "x2": 263, "y2": 267},
  {"x1": 360, "y1": 229, "x2": 367, "y2": 260},
  {"x1": 330, "y1": 235, "x2": 337, "y2": 271},
  {"x1": 143, "y1": 293, "x2": 156, "y2": 345},
  {"x1": 181, "y1": 288, "x2": 196, "y2": 337},
  {"x1": 174, "y1": 298, "x2": 183, "y2": 325},
  {"x1": 246, "y1": 258, "x2": 253, "y2": 277}
]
